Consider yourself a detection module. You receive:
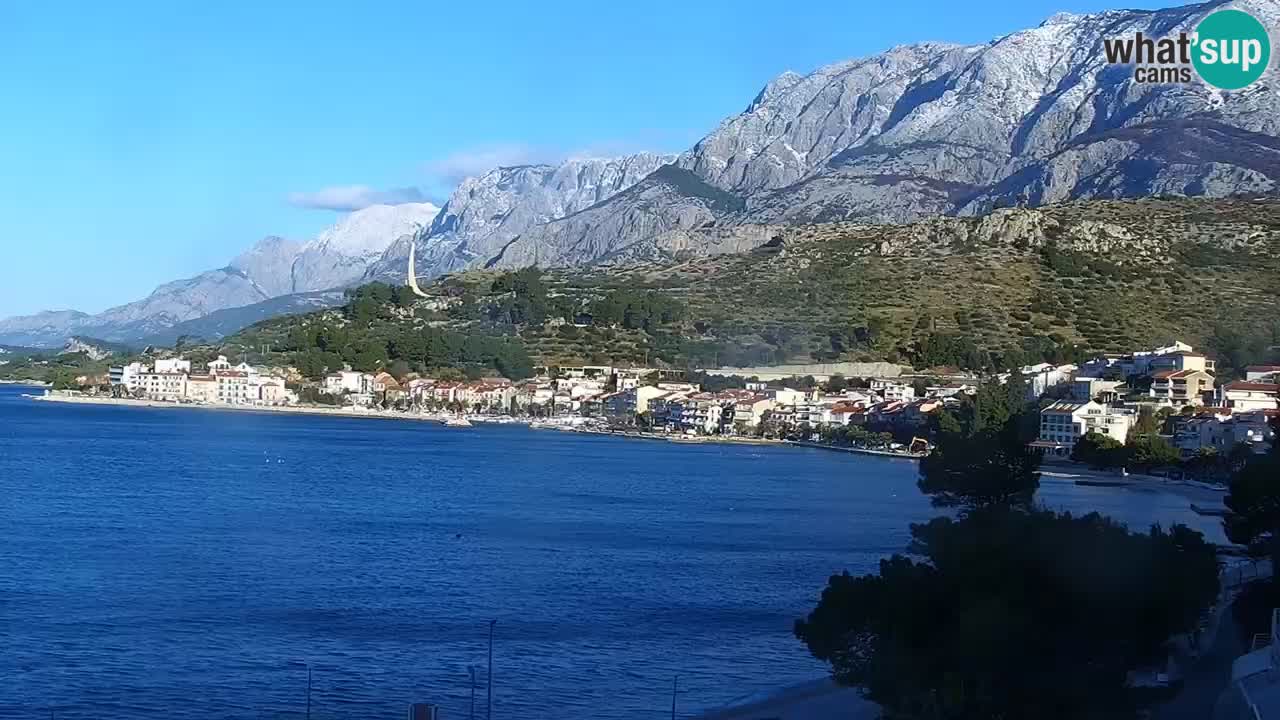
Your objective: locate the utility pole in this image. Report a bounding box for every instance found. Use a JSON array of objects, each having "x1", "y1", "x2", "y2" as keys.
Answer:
[
  {"x1": 487, "y1": 619, "x2": 496, "y2": 720},
  {"x1": 671, "y1": 676, "x2": 678, "y2": 720},
  {"x1": 306, "y1": 665, "x2": 312, "y2": 720}
]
